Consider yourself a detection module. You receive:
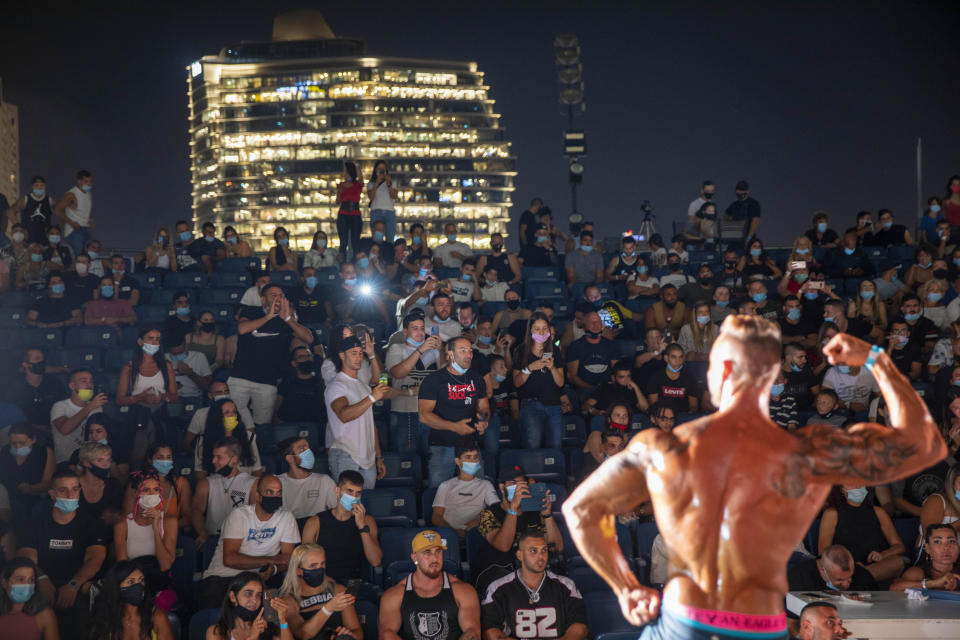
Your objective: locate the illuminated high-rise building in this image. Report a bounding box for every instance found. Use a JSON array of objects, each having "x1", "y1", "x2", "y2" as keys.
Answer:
[
  {"x1": 186, "y1": 11, "x2": 516, "y2": 252},
  {"x1": 0, "y1": 79, "x2": 20, "y2": 208}
]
